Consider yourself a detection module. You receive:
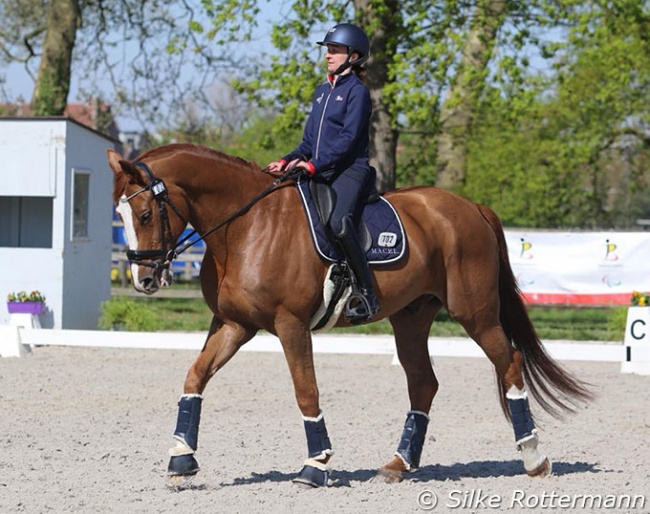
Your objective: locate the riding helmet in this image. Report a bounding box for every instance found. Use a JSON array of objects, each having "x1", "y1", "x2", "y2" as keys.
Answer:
[{"x1": 316, "y1": 23, "x2": 370, "y2": 66}]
